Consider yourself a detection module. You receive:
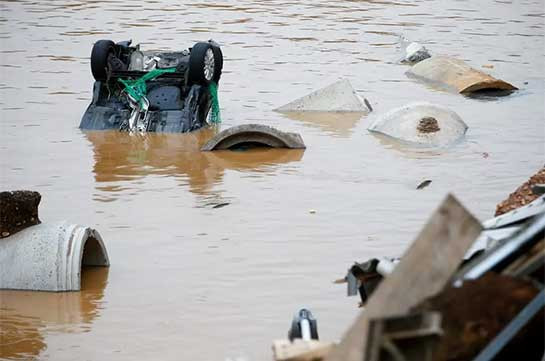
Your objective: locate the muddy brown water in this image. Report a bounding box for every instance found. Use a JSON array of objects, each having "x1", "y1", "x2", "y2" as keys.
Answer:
[{"x1": 0, "y1": 1, "x2": 544, "y2": 360}]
